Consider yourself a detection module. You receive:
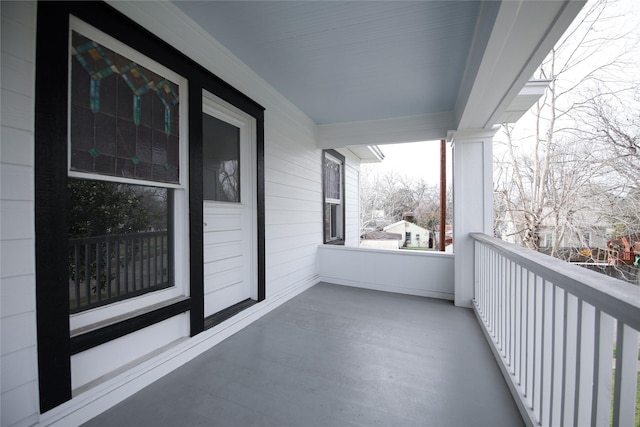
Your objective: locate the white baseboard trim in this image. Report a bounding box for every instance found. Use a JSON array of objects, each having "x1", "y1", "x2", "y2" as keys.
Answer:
[
  {"x1": 320, "y1": 276, "x2": 454, "y2": 301},
  {"x1": 39, "y1": 276, "x2": 320, "y2": 426}
]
